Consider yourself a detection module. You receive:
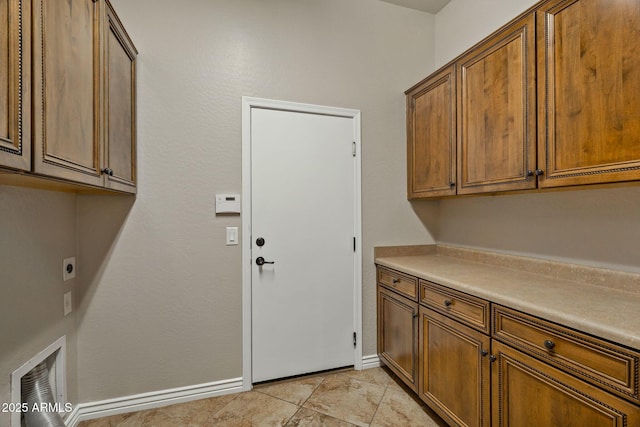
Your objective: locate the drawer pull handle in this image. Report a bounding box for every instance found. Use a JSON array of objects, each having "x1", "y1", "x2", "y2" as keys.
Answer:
[
  {"x1": 444, "y1": 299, "x2": 453, "y2": 307},
  {"x1": 413, "y1": 312, "x2": 419, "y2": 319},
  {"x1": 392, "y1": 278, "x2": 400, "y2": 284},
  {"x1": 544, "y1": 340, "x2": 556, "y2": 350}
]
